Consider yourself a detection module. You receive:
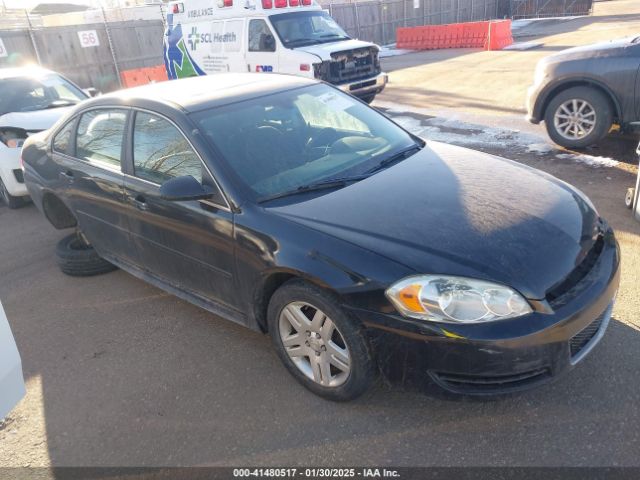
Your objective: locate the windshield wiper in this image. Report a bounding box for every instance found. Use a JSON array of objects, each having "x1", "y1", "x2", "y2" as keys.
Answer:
[
  {"x1": 366, "y1": 144, "x2": 423, "y2": 175},
  {"x1": 319, "y1": 34, "x2": 350, "y2": 40},
  {"x1": 258, "y1": 174, "x2": 369, "y2": 203},
  {"x1": 43, "y1": 100, "x2": 78, "y2": 110},
  {"x1": 288, "y1": 39, "x2": 322, "y2": 48}
]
